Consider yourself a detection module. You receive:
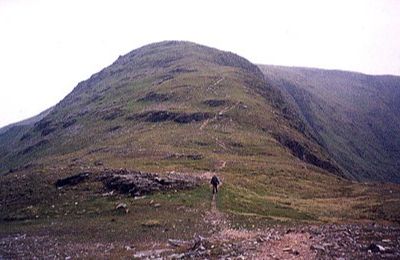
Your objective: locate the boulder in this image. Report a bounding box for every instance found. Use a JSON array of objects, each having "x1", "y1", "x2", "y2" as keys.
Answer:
[
  {"x1": 115, "y1": 203, "x2": 129, "y2": 214},
  {"x1": 55, "y1": 172, "x2": 90, "y2": 188},
  {"x1": 368, "y1": 243, "x2": 385, "y2": 253}
]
